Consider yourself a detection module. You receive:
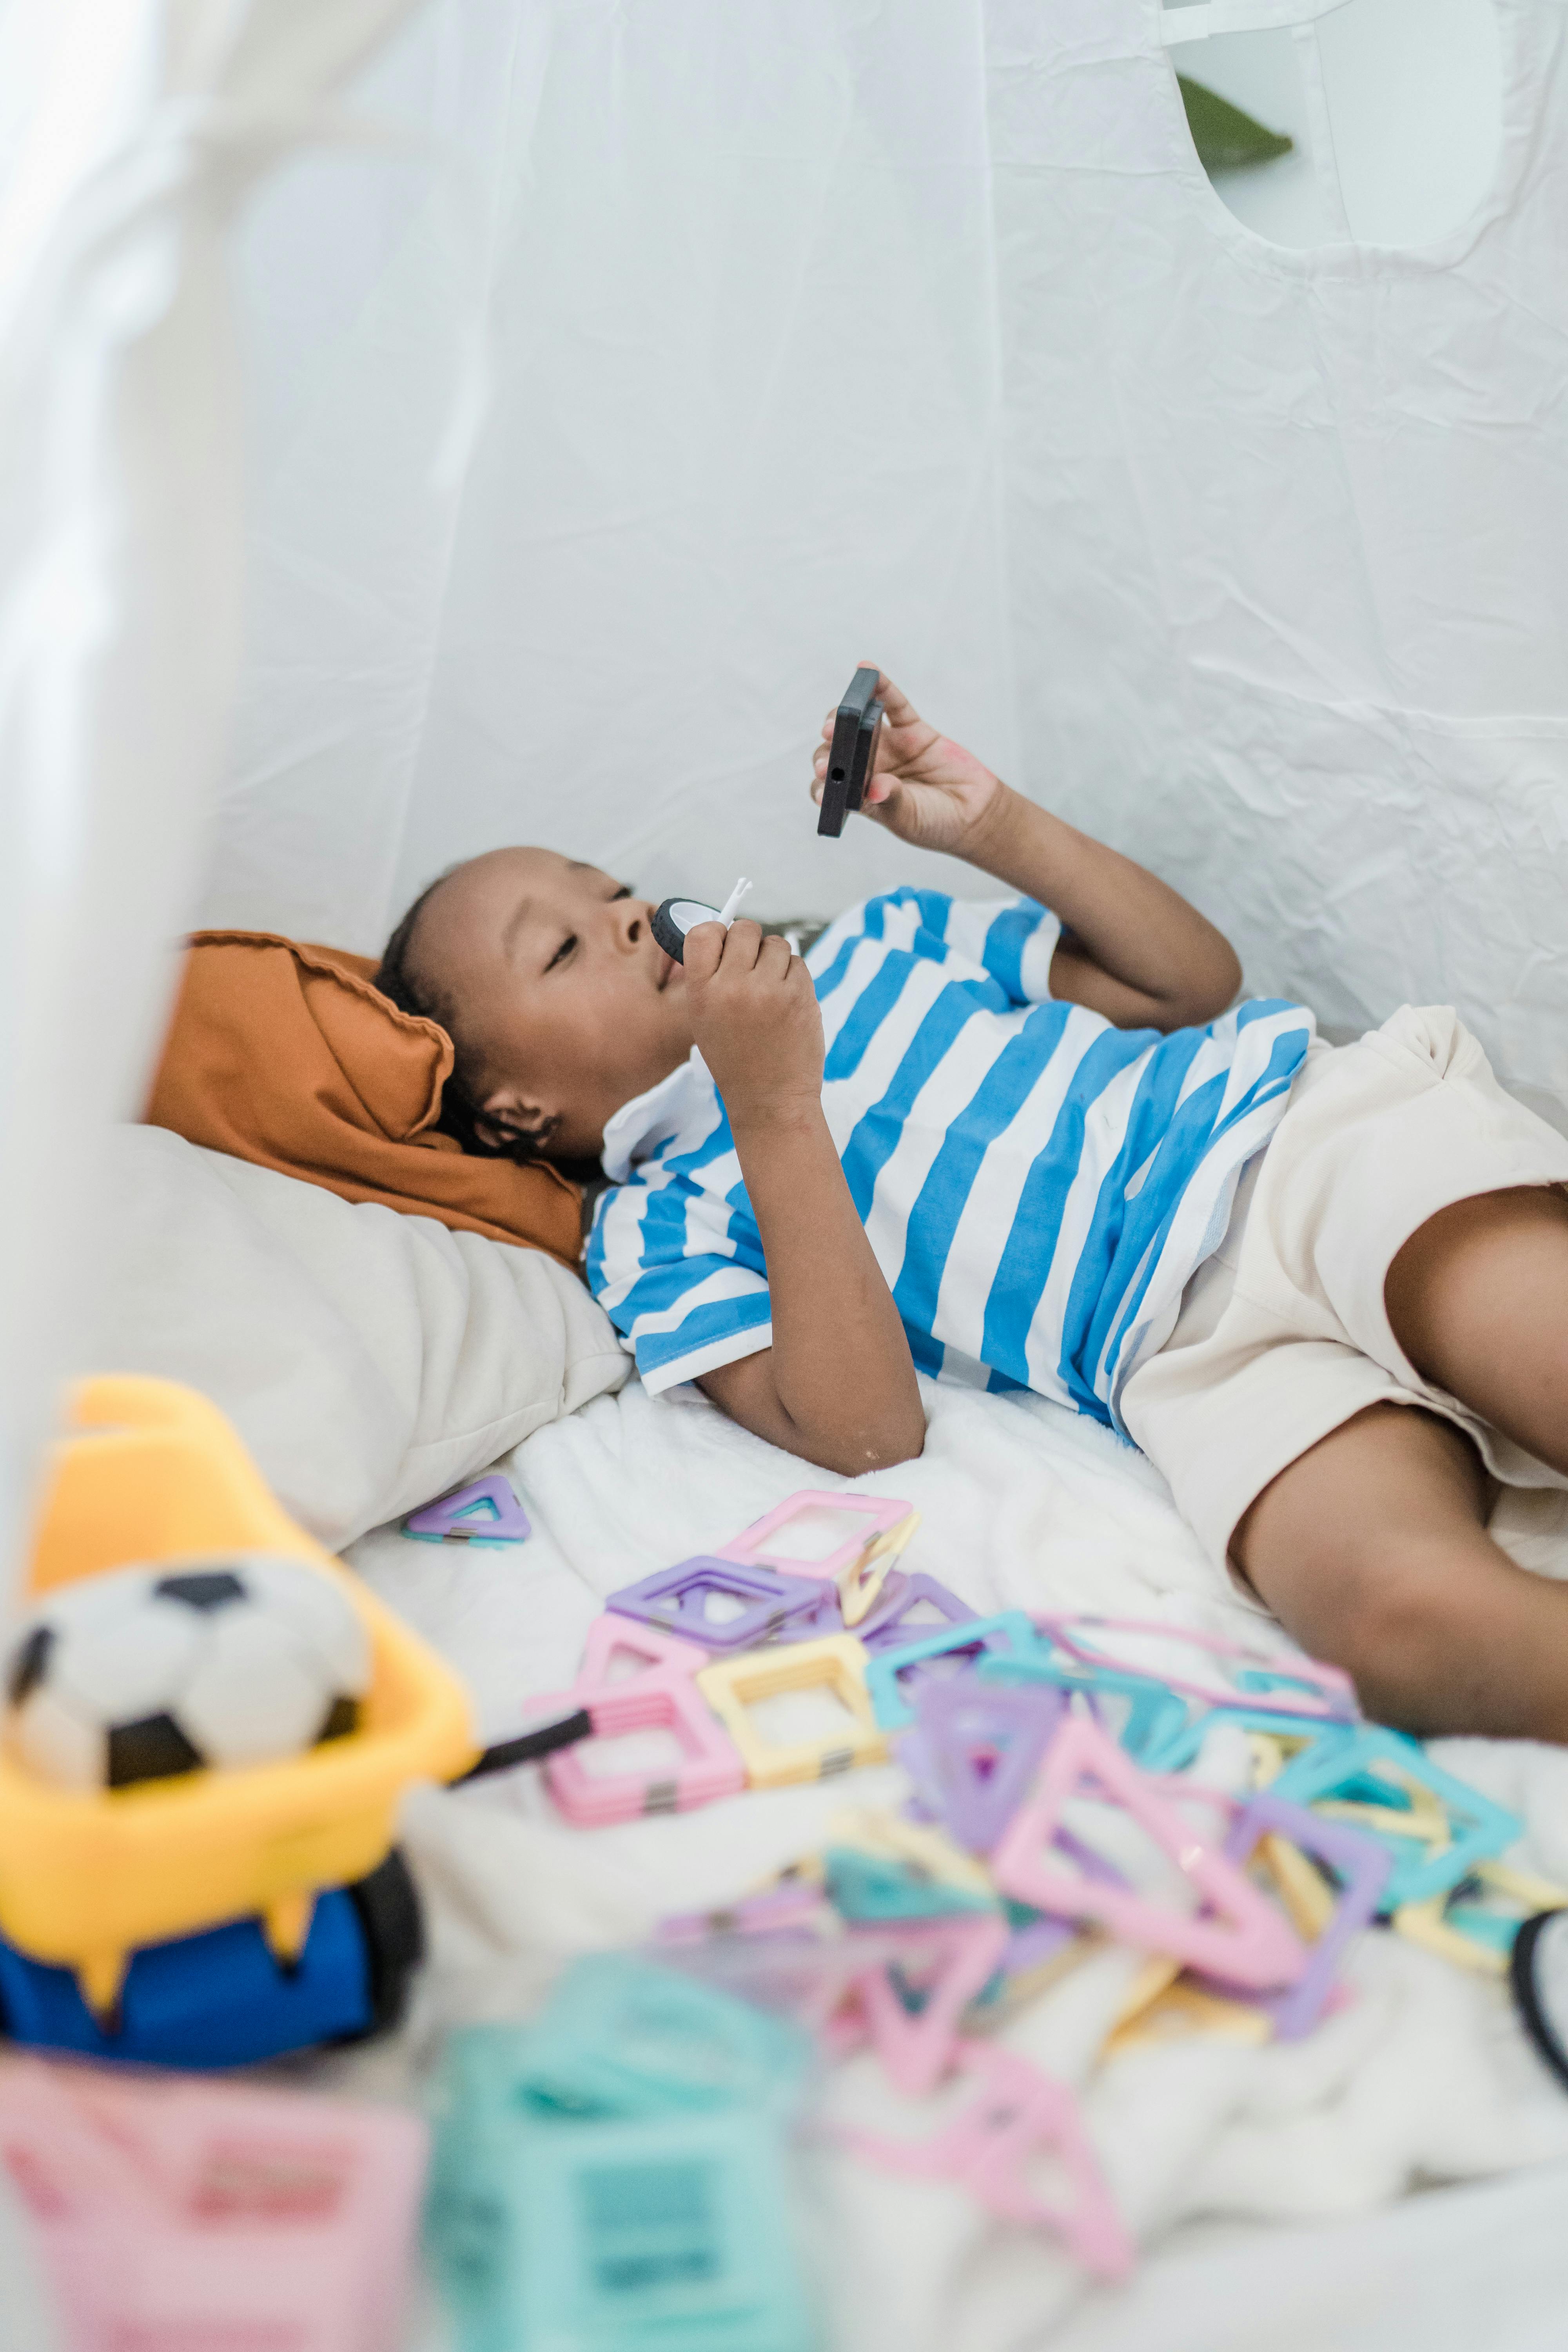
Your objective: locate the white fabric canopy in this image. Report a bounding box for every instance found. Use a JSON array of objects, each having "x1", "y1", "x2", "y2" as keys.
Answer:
[
  {"x1": 212, "y1": 0, "x2": 1568, "y2": 1128},
  {"x1": 2, "y1": 0, "x2": 1565, "y2": 1583}
]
